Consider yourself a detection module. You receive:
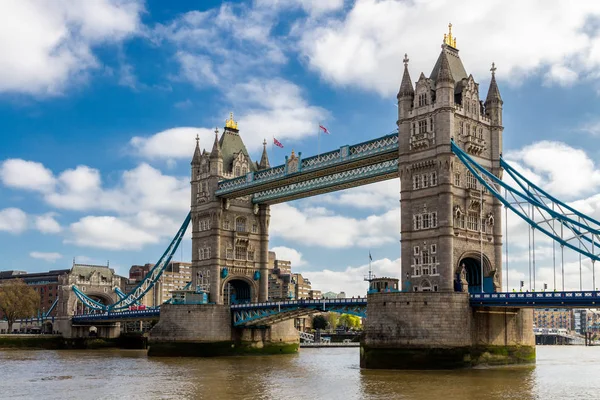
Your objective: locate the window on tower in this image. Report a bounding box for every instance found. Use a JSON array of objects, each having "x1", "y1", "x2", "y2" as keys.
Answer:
[
  {"x1": 235, "y1": 217, "x2": 246, "y2": 232},
  {"x1": 235, "y1": 245, "x2": 247, "y2": 260},
  {"x1": 418, "y1": 93, "x2": 427, "y2": 107},
  {"x1": 418, "y1": 120, "x2": 427, "y2": 134}
]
